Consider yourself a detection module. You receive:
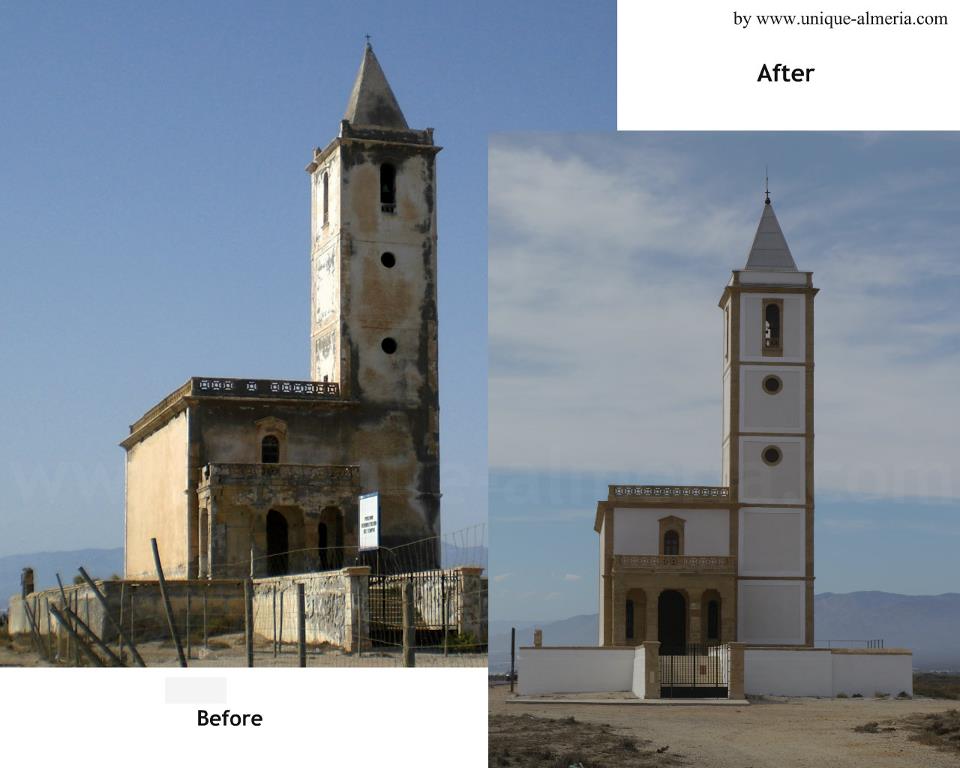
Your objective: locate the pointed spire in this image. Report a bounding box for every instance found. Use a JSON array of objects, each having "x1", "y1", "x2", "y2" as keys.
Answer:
[
  {"x1": 744, "y1": 193, "x2": 798, "y2": 271},
  {"x1": 343, "y1": 42, "x2": 409, "y2": 129}
]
